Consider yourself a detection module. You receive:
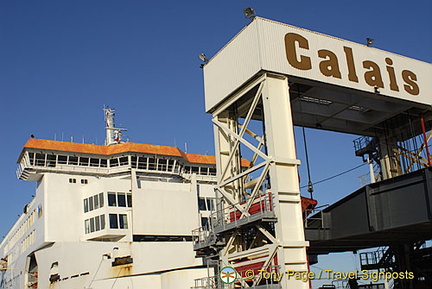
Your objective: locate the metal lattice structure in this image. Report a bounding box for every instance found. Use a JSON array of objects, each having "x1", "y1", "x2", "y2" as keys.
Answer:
[{"x1": 196, "y1": 74, "x2": 310, "y2": 289}]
